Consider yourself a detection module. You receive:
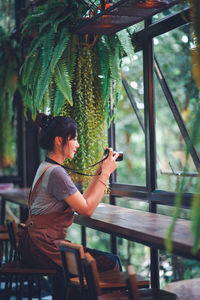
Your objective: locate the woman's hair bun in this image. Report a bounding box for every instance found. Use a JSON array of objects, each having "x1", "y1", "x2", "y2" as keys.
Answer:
[{"x1": 35, "y1": 113, "x2": 54, "y2": 129}]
